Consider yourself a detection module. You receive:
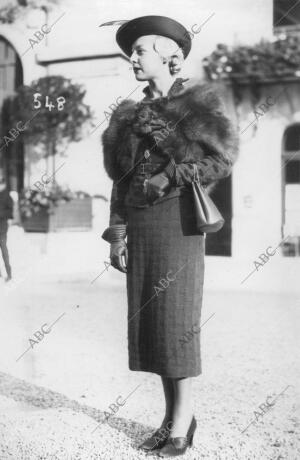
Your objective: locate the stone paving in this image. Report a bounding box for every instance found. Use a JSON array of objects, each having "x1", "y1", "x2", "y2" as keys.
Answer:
[{"x1": 0, "y1": 269, "x2": 299, "y2": 459}]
